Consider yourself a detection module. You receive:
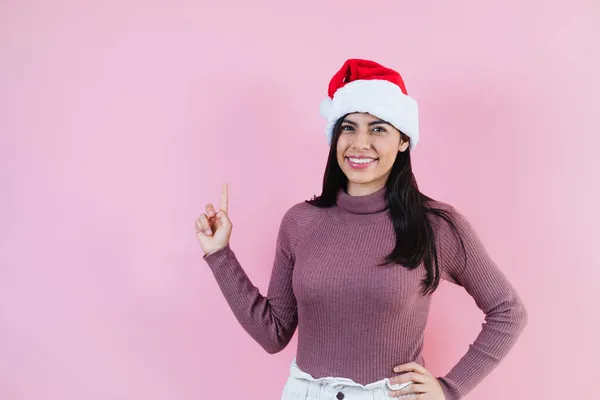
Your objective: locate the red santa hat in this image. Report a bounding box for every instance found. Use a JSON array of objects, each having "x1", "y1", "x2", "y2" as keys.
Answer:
[{"x1": 319, "y1": 59, "x2": 419, "y2": 150}]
